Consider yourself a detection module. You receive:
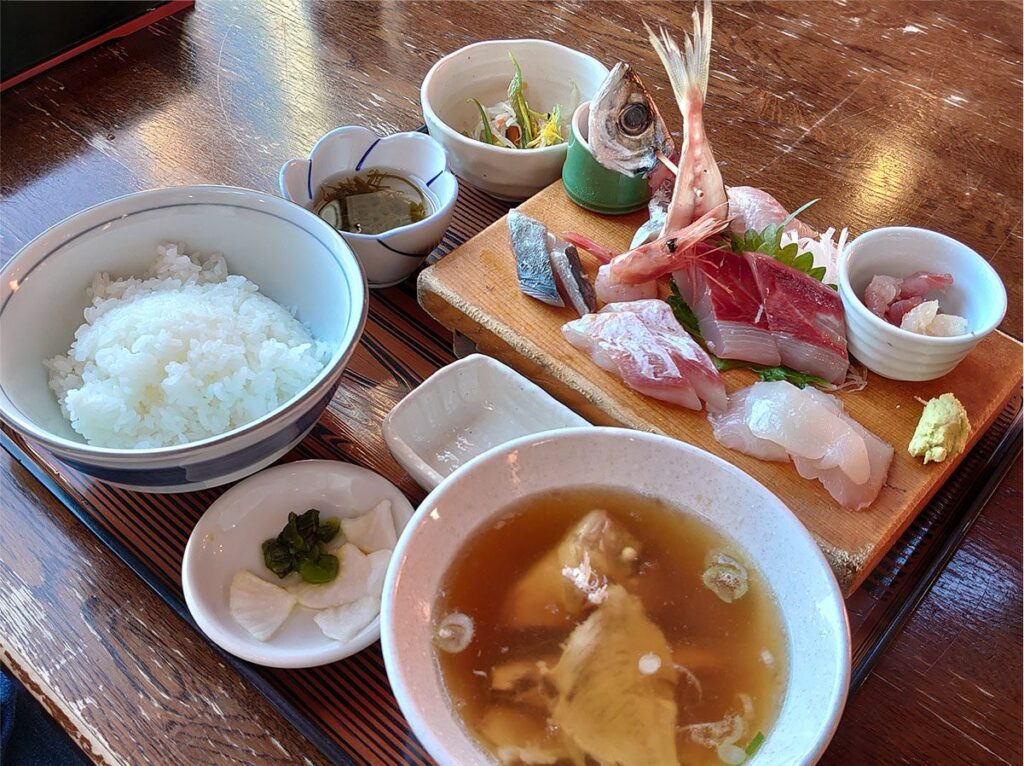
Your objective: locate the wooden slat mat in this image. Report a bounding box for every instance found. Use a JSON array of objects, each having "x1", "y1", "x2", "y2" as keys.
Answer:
[{"x1": 4, "y1": 179, "x2": 1021, "y2": 765}]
